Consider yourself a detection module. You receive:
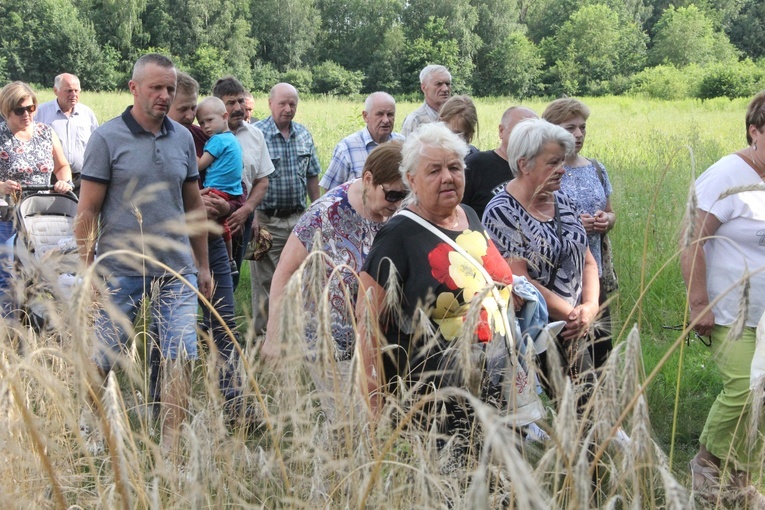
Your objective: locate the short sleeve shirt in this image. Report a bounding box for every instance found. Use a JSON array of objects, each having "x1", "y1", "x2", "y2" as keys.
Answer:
[
  {"x1": 36, "y1": 101, "x2": 98, "y2": 175},
  {"x1": 82, "y1": 107, "x2": 199, "y2": 276},
  {"x1": 361, "y1": 206, "x2": 515, "y2": 391},
  {"x1": 483, "y1": 190, "x2": 587, "y2": 307},
  {"x1": 400, "y1": 102, "x2": 439, "y2": 137},
  {"x1": 696, "y1": 154, "x2": 765, "y2": 327},
  {"x1": 293, "y1": 180, "x2": 384, "y2": 360},
  {"x1": 560, "y1": 160, "x2": 612, "y2": 274},
  {"x1": 319, "y1": 129, "x2": 405, "y2": 191},
  {"x1": 232, "y1": 122, "x2": 274, "y2": 194},
  {"x1": 202, "y1": 132, "x2": 243, "y2": 196},
  {"x1": 254, "y1": 116, "x2": 320, "y2": 210}
]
